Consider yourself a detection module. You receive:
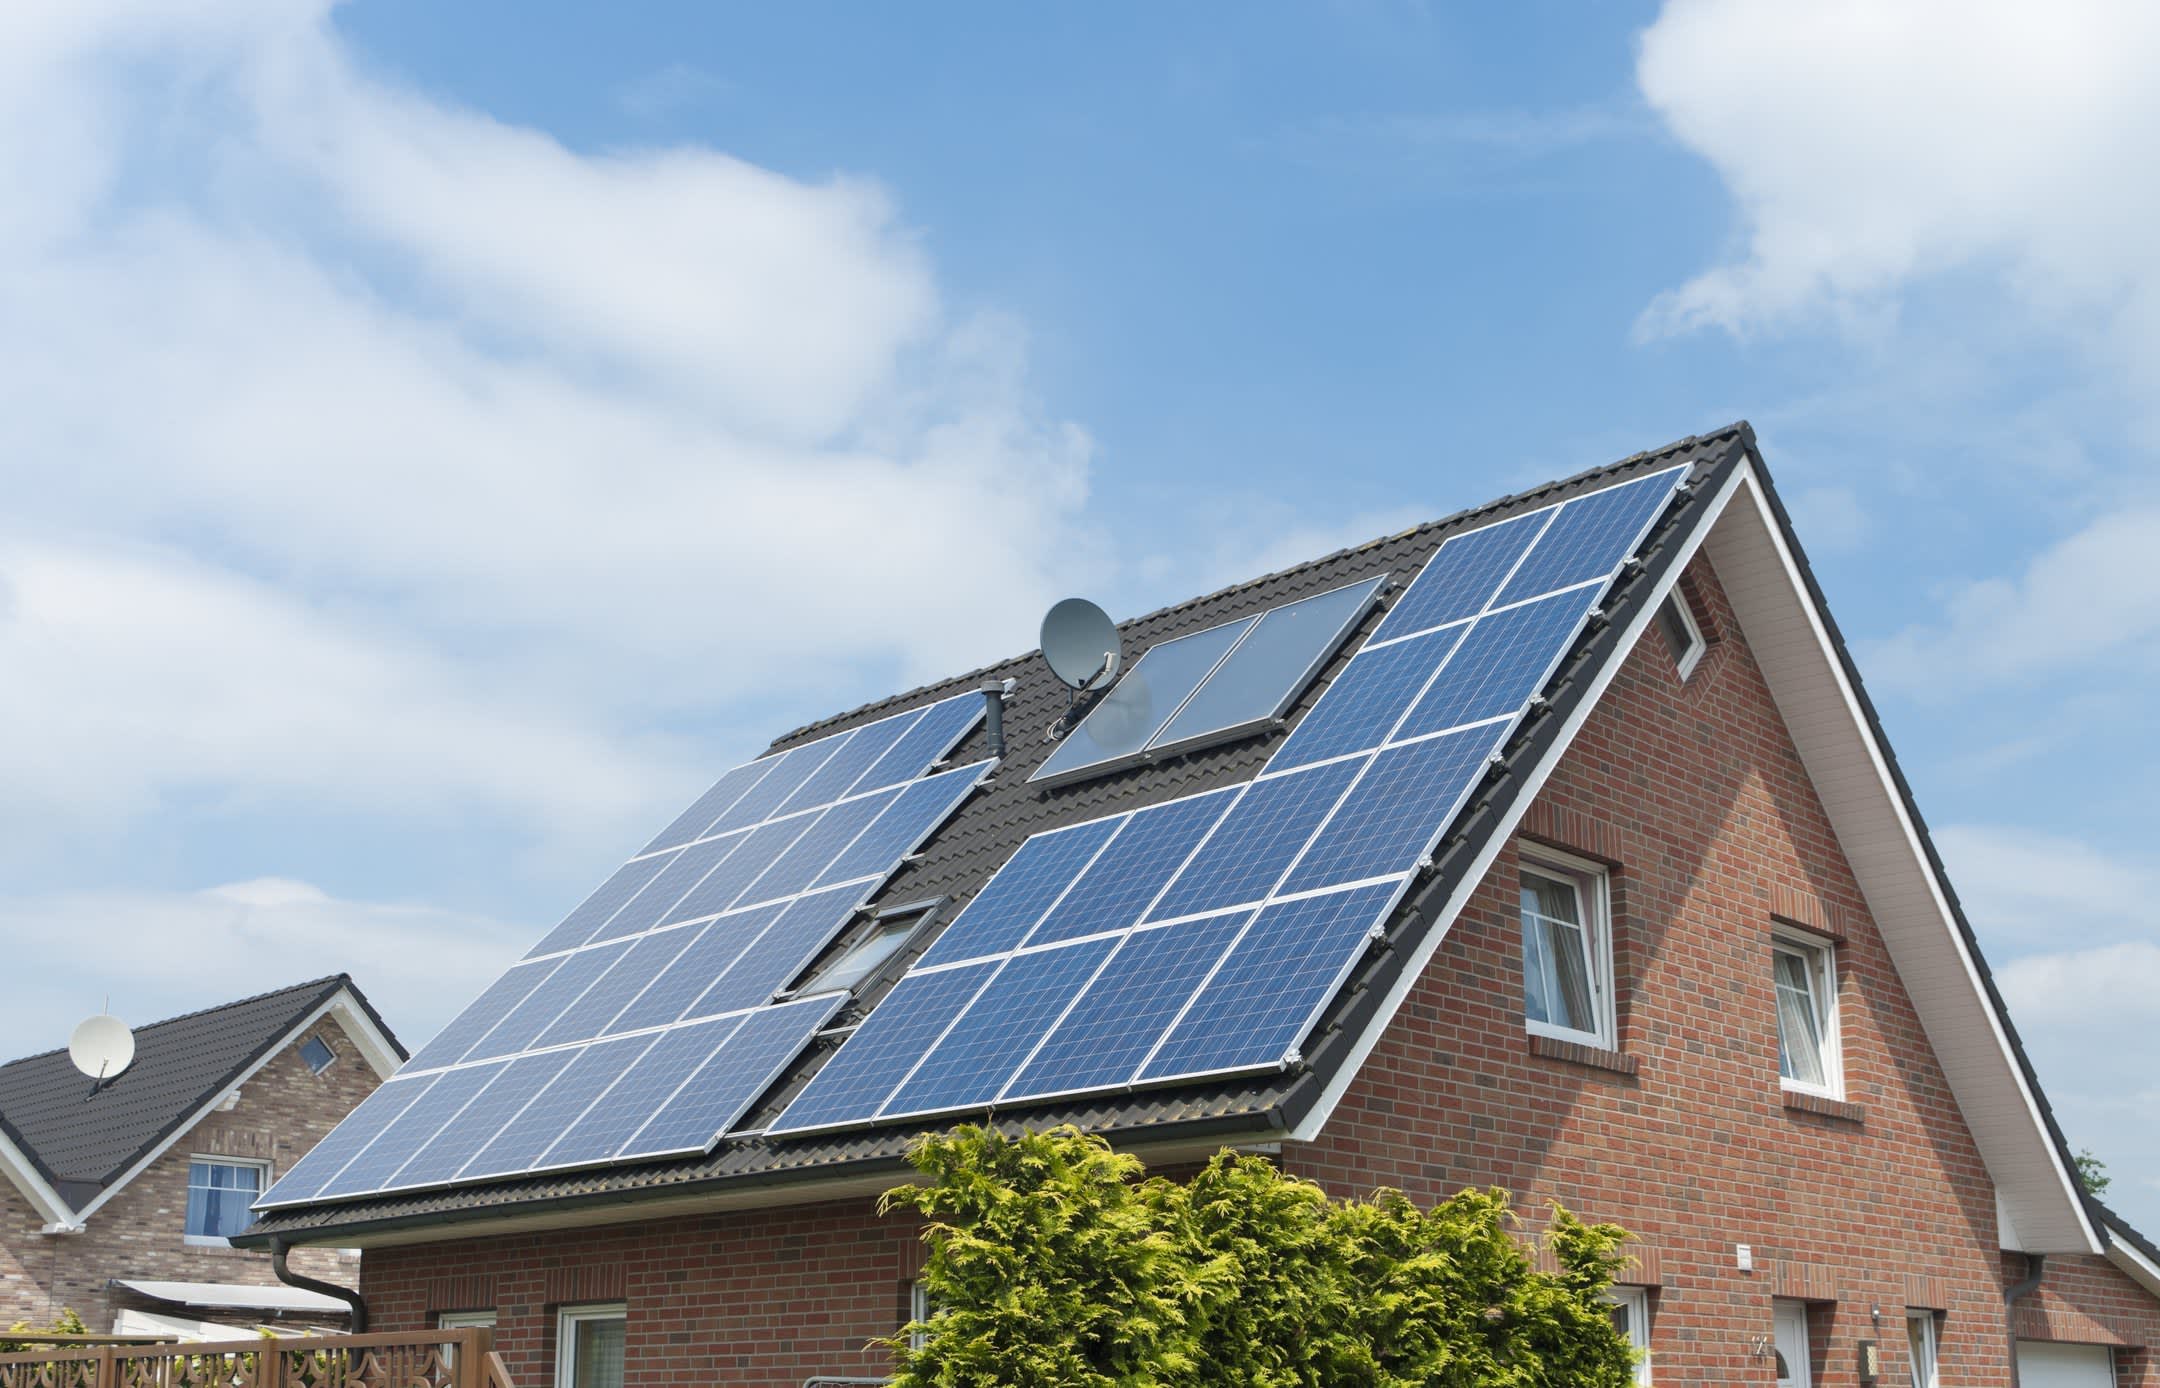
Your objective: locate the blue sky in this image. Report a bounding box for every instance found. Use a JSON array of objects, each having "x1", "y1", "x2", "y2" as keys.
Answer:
[{"x1": 3, "y1": 0, "x2": 2156, "y2": 1229}]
